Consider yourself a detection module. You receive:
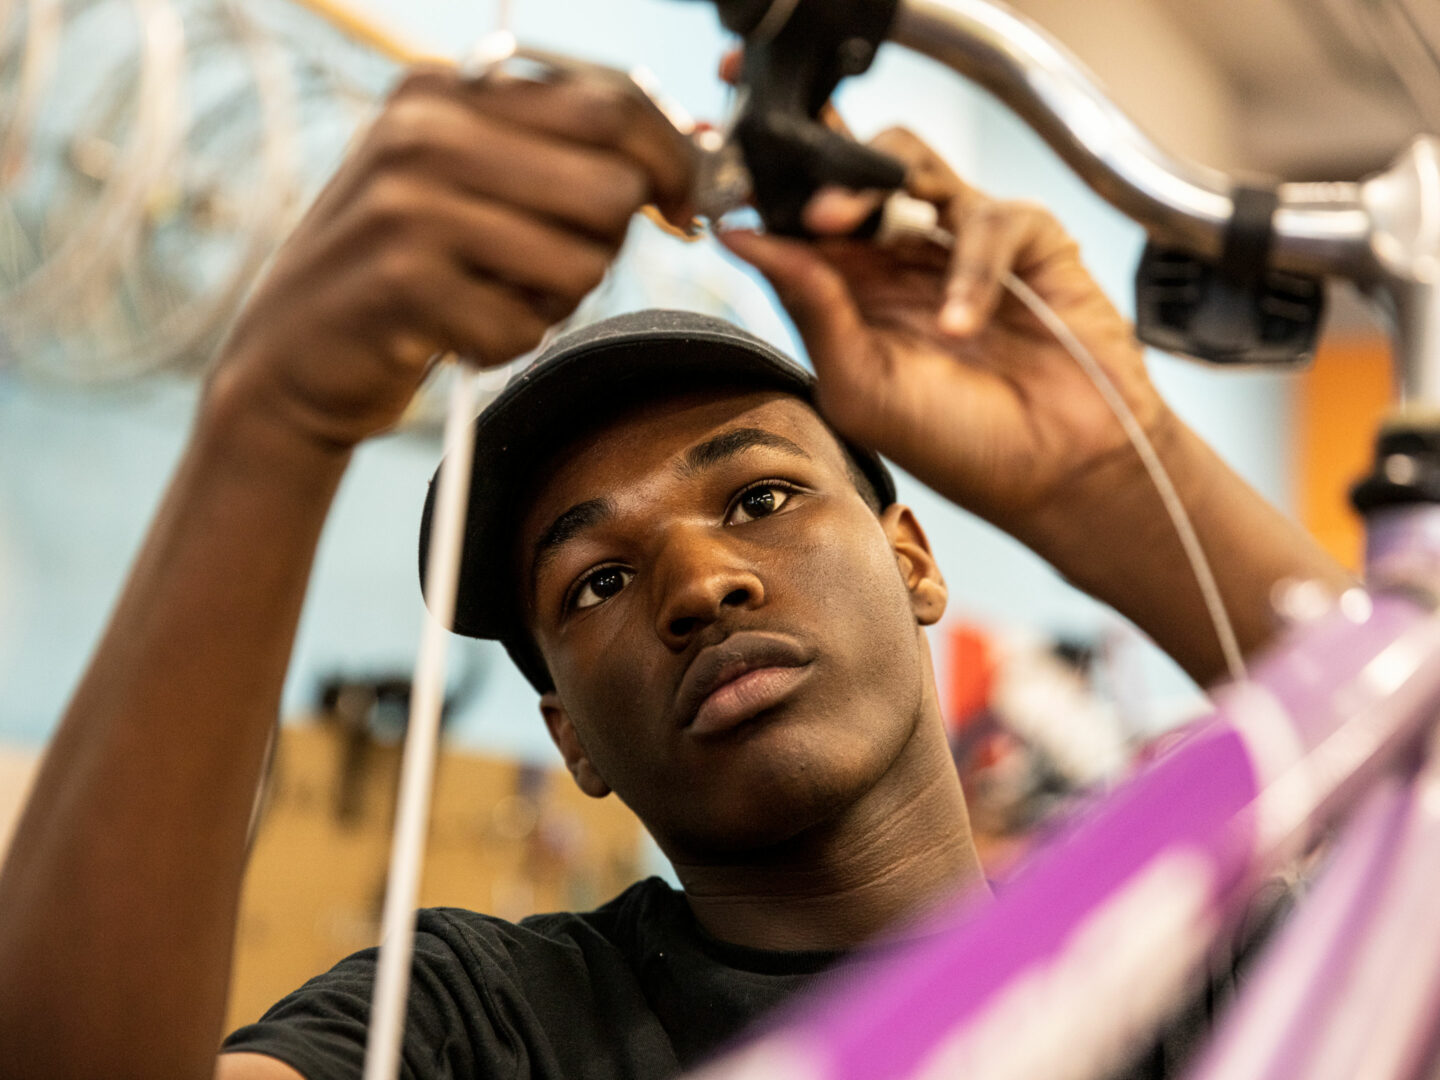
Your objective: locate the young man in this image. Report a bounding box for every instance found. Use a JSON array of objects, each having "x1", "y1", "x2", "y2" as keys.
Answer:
[{"x1": 0, "y1": 64, "x2": 1346, "y2": 1080}]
